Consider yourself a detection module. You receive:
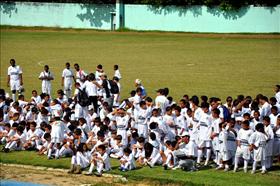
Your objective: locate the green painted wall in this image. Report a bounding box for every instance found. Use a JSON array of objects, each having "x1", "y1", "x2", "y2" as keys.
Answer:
[
  {"x1": 1, "y1": 2, "x2": 279, "y2": 33},
  {"x1": 0, "y1": 2, "x2": 115, "y2": 30}
]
